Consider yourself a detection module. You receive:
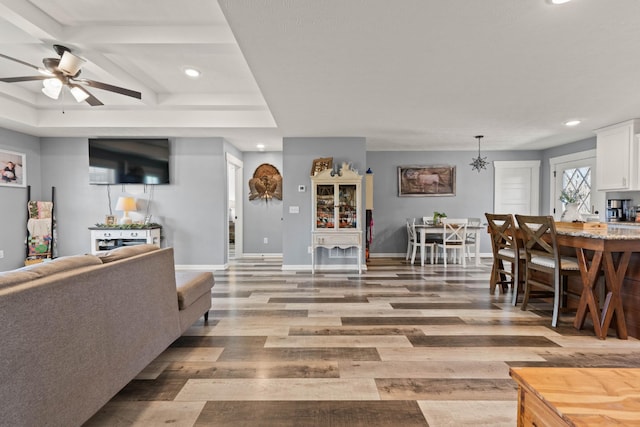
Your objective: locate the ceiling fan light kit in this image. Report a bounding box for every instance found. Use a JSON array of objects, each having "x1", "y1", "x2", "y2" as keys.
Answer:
[
  {"x1": 0, "y1": 44, "x2": 141, "y2": 106},
  {"x1": 70, "y1": 85, "x2": 90, "y2": 102},
  {"x1": 41, "y1": 77, "x2": 62, "y2": 99}
]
